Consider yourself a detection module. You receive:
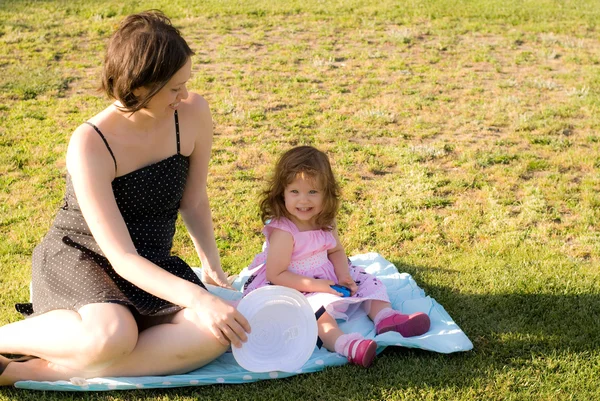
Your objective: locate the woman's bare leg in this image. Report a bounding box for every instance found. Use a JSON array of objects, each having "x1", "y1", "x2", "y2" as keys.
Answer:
[
  {"x1": 0, "y1": 307, "x2": 228, "y2": 385},
  {"x1": 99, "y1": 307, "x2": 229, "y2": 376},
  {"x1": 0, "y1": 304, "x2": 138, "y2": 371}
]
